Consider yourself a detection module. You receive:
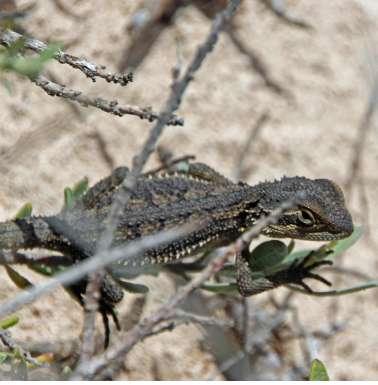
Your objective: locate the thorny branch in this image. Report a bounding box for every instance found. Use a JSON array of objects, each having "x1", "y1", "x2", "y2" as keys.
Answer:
[
  {"x1": 32, "y1": 75, "x2": 183, "y2": 126},
  {"x1": 77, "y1": 271, "x2": 103, "y2": 366},
  {"x1": 0, "y1": 328, "x2": 41, "y2": 367},
  {"x1": 71, "y1": 198, "x2": 296, "y2": 380},
  {"x1": 0, "y1": 29, "x2": 133, "y2": 86},
  {"x1": 0, "y1": 29, "x2": 183, "y2": 126}
]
